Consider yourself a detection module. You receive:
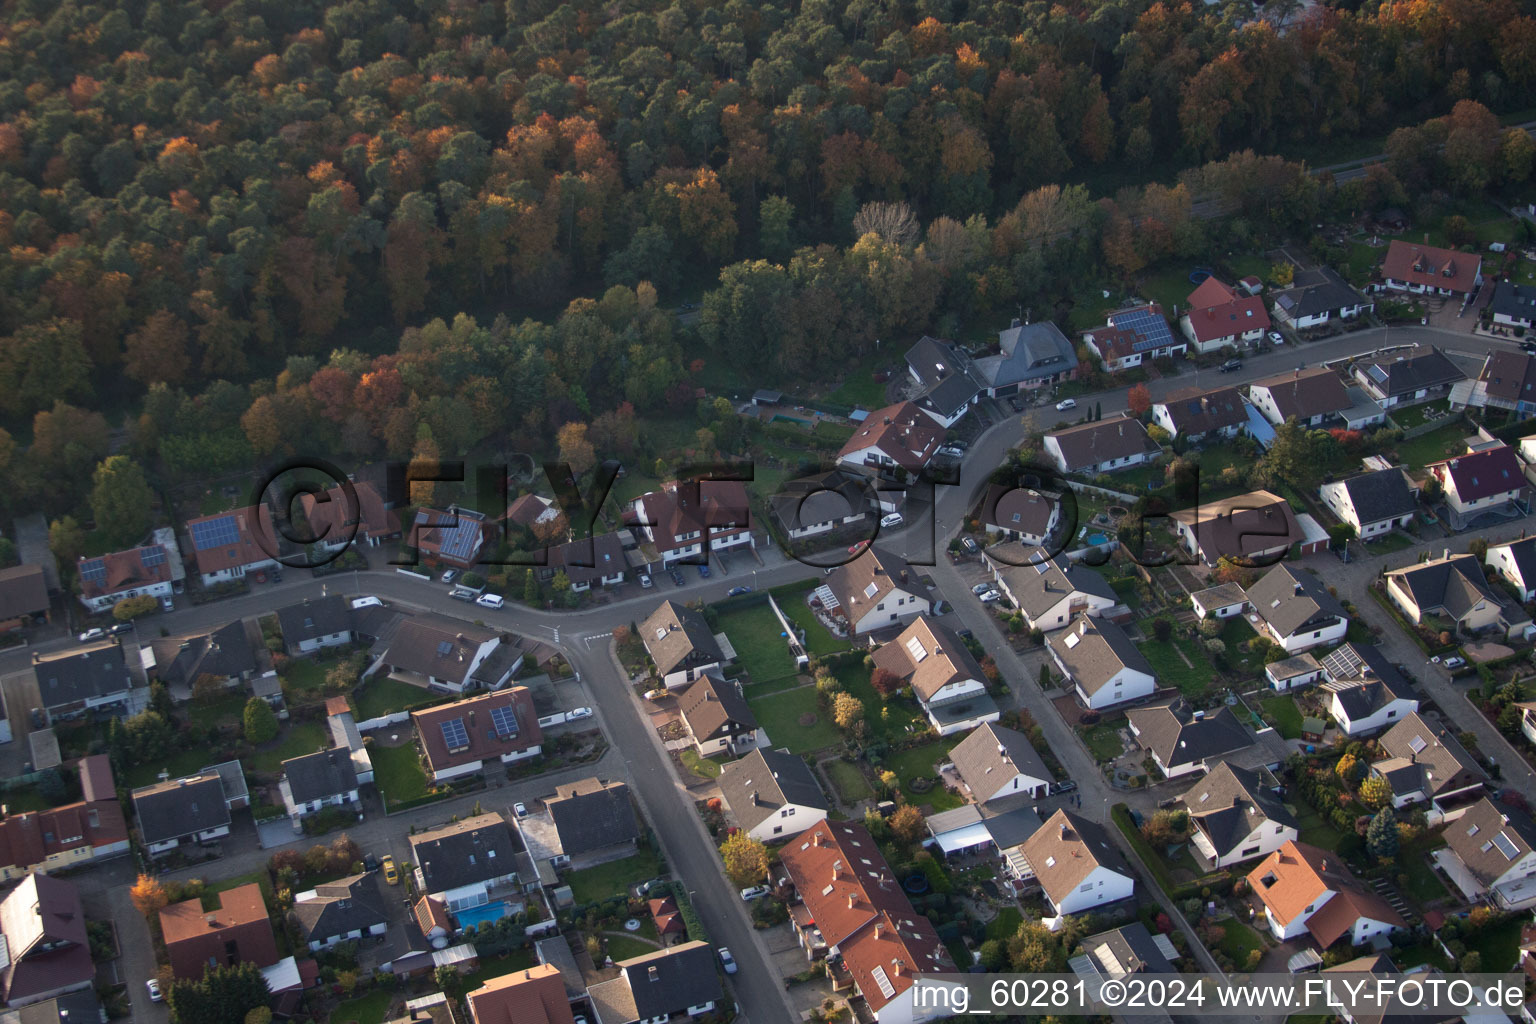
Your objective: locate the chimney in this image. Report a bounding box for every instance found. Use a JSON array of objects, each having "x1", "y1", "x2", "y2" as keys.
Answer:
[
  {"x1": 1059, "y1": 822, "x2": 1067, "y2": 838},
  {"x1": 751, "y1": 789, "x2": 759, "y2": 806},
  {"x1": 468, "y1": 710, "x2": 476, "y2": 727},
  {"x1": 812, "y1": 831, "x2": 823, "y2": 847},
  {"x1": 1443, "y1": 548, "x2": 1449, "y2": 561},
  {"x1": 648, "y1": 966, "x2": 660, "y2": 982},
  {"x1": 1320, "y1": 859, "x2": 1328, "y2": 872},
  {"x1": 892, "y1": 960, "x2": 904, "y2": 976},
  {"x1": 875, "y1": 921, "x2": 886, "y2": 938},
  {"x1": 846, "y1": 893, "x2": 856, "y2": 909},
  {"x1": 205, "y1": 914, "x2": 218, "y2": 927}
]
